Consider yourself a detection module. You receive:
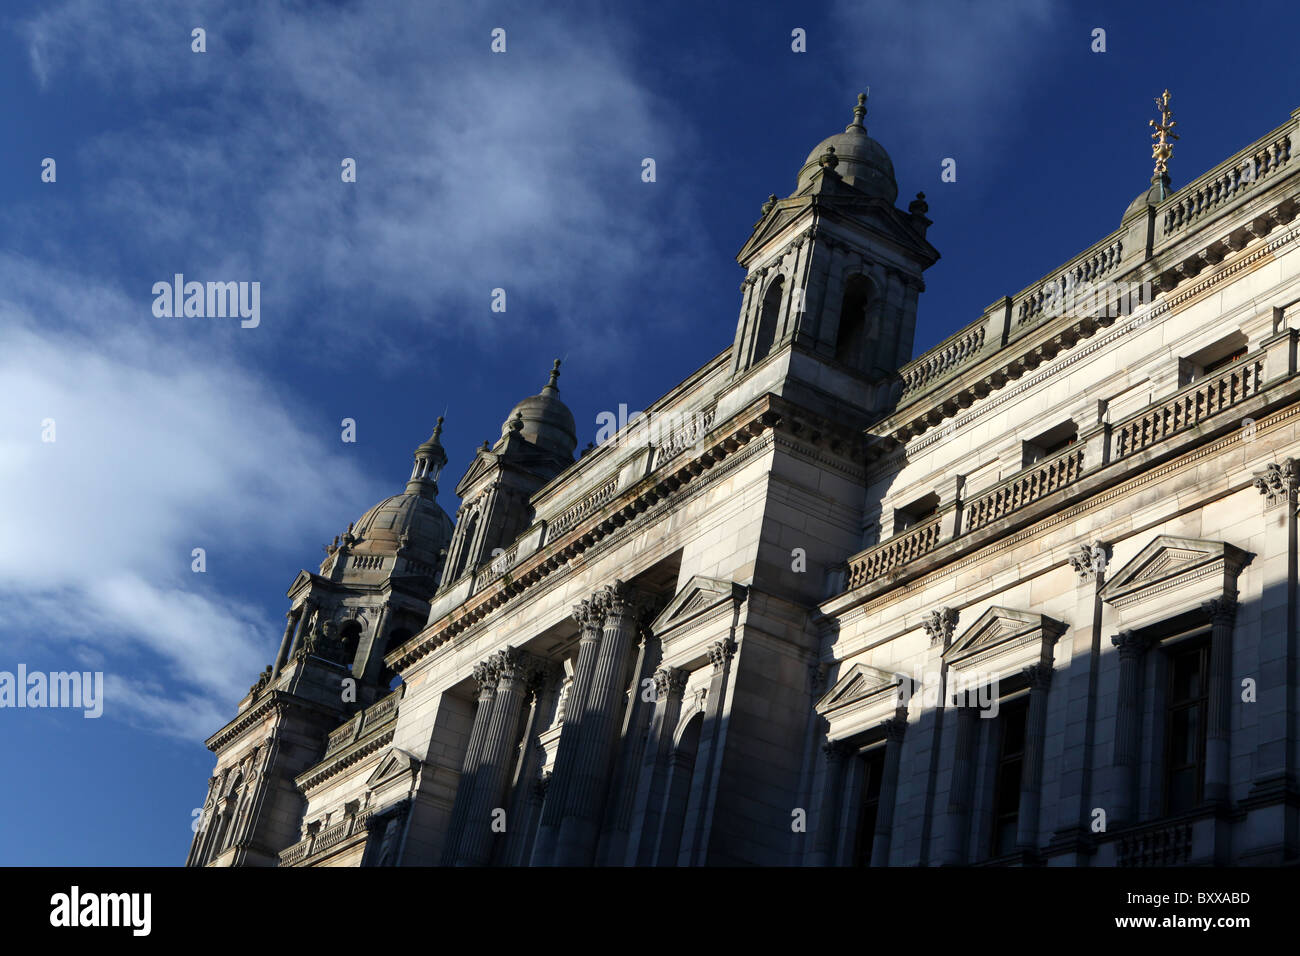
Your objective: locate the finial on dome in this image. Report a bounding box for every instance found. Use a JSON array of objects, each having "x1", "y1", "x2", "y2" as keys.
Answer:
[
  {"x1": 819, "y1": 144, "x2": 839, "y2": 171},
  {"x1": 432, "y1": 415, "x2": 444, "y2": 440},
  {"x1": 847, "y1": 91, "x2": 868, "y2": 132},
  {"x1": 543, "y1": 358, "x2": 561, "y2": 395}
]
